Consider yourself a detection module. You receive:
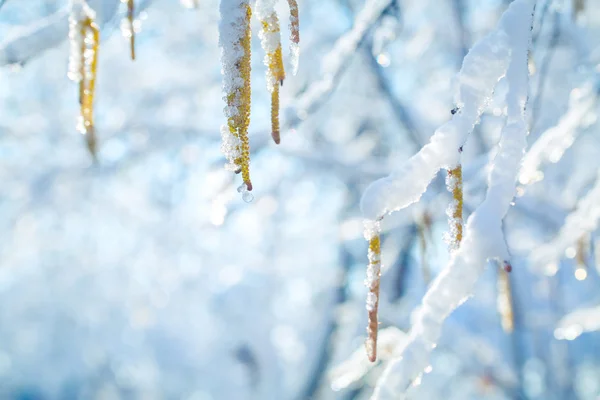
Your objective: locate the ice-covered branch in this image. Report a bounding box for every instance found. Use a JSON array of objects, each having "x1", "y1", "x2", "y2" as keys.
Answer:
[
  {"x1": 530, "y1": 172, "x2": 600, "y2": 271},
  {"x1": 0, "y1": 0, "x2": 126, "y2": 67},
  {"x1": 364, "y1": 219, "x2": 382, "y2": 362},
  {"x1": 286, "y1": 0, "x2": 299, "y2": 75},
  {"x1": 294, "y1": 0, "x2": 393, "y2": 115},
  {"x1": 358, "y1": 0, "x2": 514, "y2": 364},
  {"x1": 520, "y1": 79, "x2": 598, "y2": 184},
  {"x1": 0, "y1": 8, "x2": 69, "y2": 66},
  {"x1": 370, "y1": 1, "x2": 534, "y2": 397},
  {"x1": 360, "y1": 24, "x2": 511, "y2": 220},
  {"x1": 555, "y1": 303, "x2": 600, "y2": 341},
  {"x1": 219, "y1": 0, "x2": 253, "y2": 197}
]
